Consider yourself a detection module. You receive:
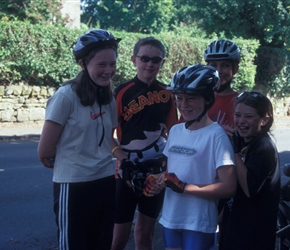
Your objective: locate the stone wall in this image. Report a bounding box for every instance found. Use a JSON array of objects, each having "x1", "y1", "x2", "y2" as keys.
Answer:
[
  {"x1": 0, "y1": 84, "x2": 290, "y2": 125},
  {"x1": 0, "y1": 84, "x2": 55, "y2": 125}
]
